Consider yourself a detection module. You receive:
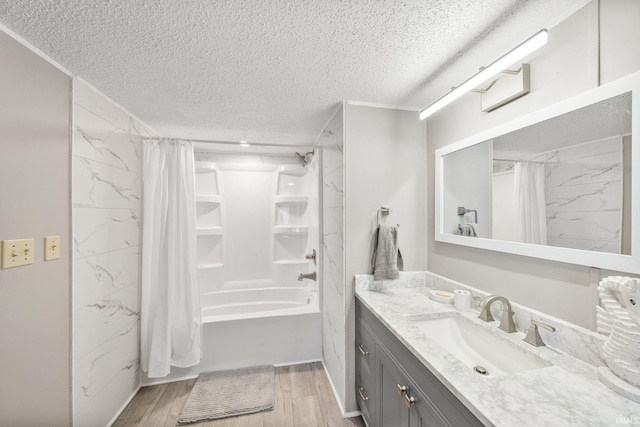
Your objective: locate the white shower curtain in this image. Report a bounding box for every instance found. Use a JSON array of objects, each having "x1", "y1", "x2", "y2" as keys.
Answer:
[
  {"x1": 514, "y1": 161, "x2": 547, "y2": 245},
  {"x1": 141, "y1": 138, "x2": 201, "y2": 378}
]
